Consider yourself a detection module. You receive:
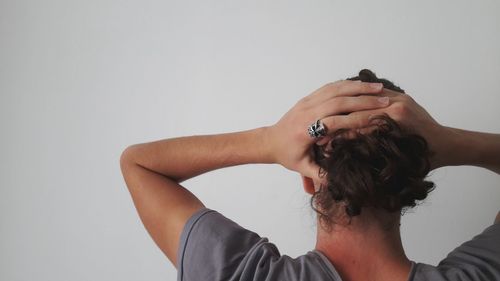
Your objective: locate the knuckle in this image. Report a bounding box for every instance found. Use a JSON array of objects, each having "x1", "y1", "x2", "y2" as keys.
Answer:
[
  {"x1": 335, "y1": 80, "x2": 350, "y2": 90},
  {"x1": 332, "y1": 97, "x2": 345, "y2": 109},
  {"x1": 297, "y1": 102, "x2": 310, "y2": 113},
  {"x1": 368, "y1": 95, "x2": 382, "y2": 105},
  {"x1": 354, "y1": 81, "x2": 372, "y2": 94},
  {"x1": 323, "y1": 81, "x2": 337, "y2": 90},
  {"x1": 295, "y1": 100, "x2": 310, "y2": 113},
  {"x1": 400, "y1": 94, "x2": 412, "y2": 102},
  {"x1": 350, "y1": 116, "x2": 361, "y2": 127},
  {"x1": 335, "y1": 80, "x2": 347, "y2": 86},
  {"x1": 299, "y1": 96, "x2": 310, "y2": 104},
  {"x1": 363, "y1": 82, "x2": 374, "y2": 91},
  {"x1": 319, "y1": 118, "x2": 331, "y2": 133},
  {"x1": 390, "y1": 102, "x2": 409, "y2": 119},
  {"x1": 353, "y1": 117, "x2": 365, "y2": 128}
]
